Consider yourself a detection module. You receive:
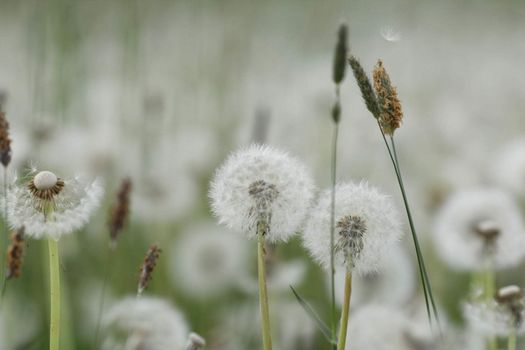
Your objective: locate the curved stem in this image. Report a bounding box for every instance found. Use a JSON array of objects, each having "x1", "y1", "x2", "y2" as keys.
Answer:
[
  {"x1": 48, "y1": 238, "x2": 60, "y2": 350},
  {"x1": 257, "y1": 221, "x2": 272, "y2": 350},
  {"x1": 337, "y1": 272, "x2": 352, "y2": 350}
]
